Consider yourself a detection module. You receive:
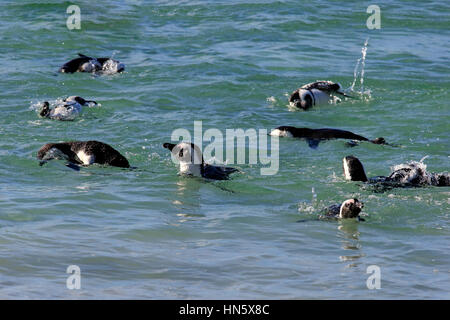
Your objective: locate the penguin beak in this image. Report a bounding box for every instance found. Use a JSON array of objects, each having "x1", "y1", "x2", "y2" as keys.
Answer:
[
  {"x1": 356, "y1": 201, "x2": 364, "y2": 209},
  {"x1": 163, "y1": 143, "x2": 176, "y2": 151}
]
